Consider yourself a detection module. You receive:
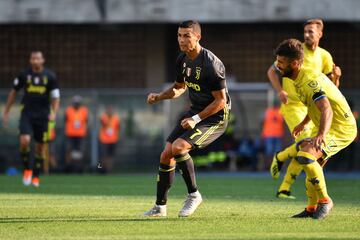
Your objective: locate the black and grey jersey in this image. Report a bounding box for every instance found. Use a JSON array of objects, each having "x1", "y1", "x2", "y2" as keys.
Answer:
[
  {"x1": 175, "y1": 48, "x2": 231, "y2": 117},
  {"x1": 13, "y1": 68, "x2": 59, "y2": 118}
]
